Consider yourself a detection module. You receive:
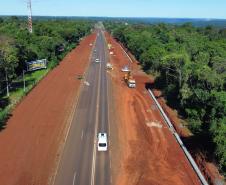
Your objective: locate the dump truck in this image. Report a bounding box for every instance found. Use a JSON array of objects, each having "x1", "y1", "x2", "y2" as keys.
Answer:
[{"x1": 124, "y1": 71, "x2": 136, "y2": 88}]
